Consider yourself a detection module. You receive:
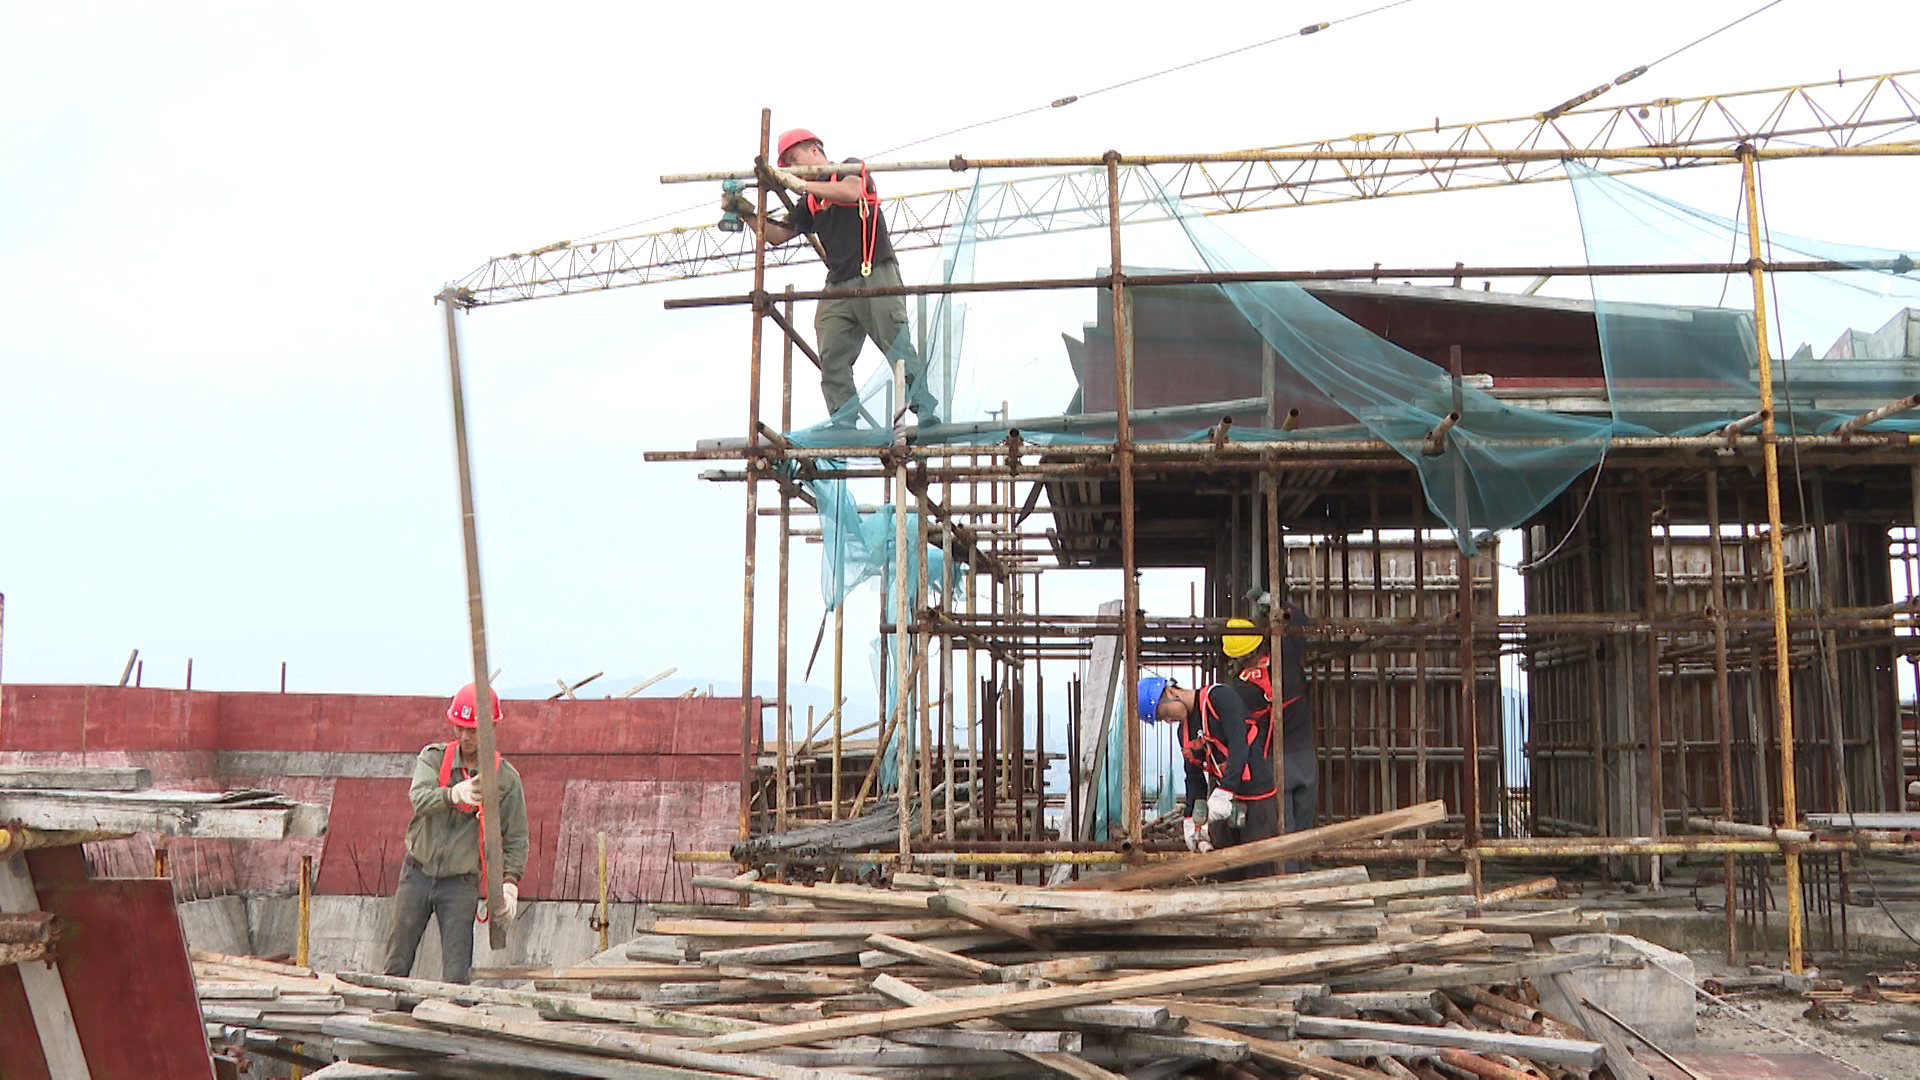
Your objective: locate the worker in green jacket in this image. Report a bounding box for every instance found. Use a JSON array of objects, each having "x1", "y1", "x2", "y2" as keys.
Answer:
[{"x1": 382, "y1": 684, "x2": 530, "y2": 984}]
